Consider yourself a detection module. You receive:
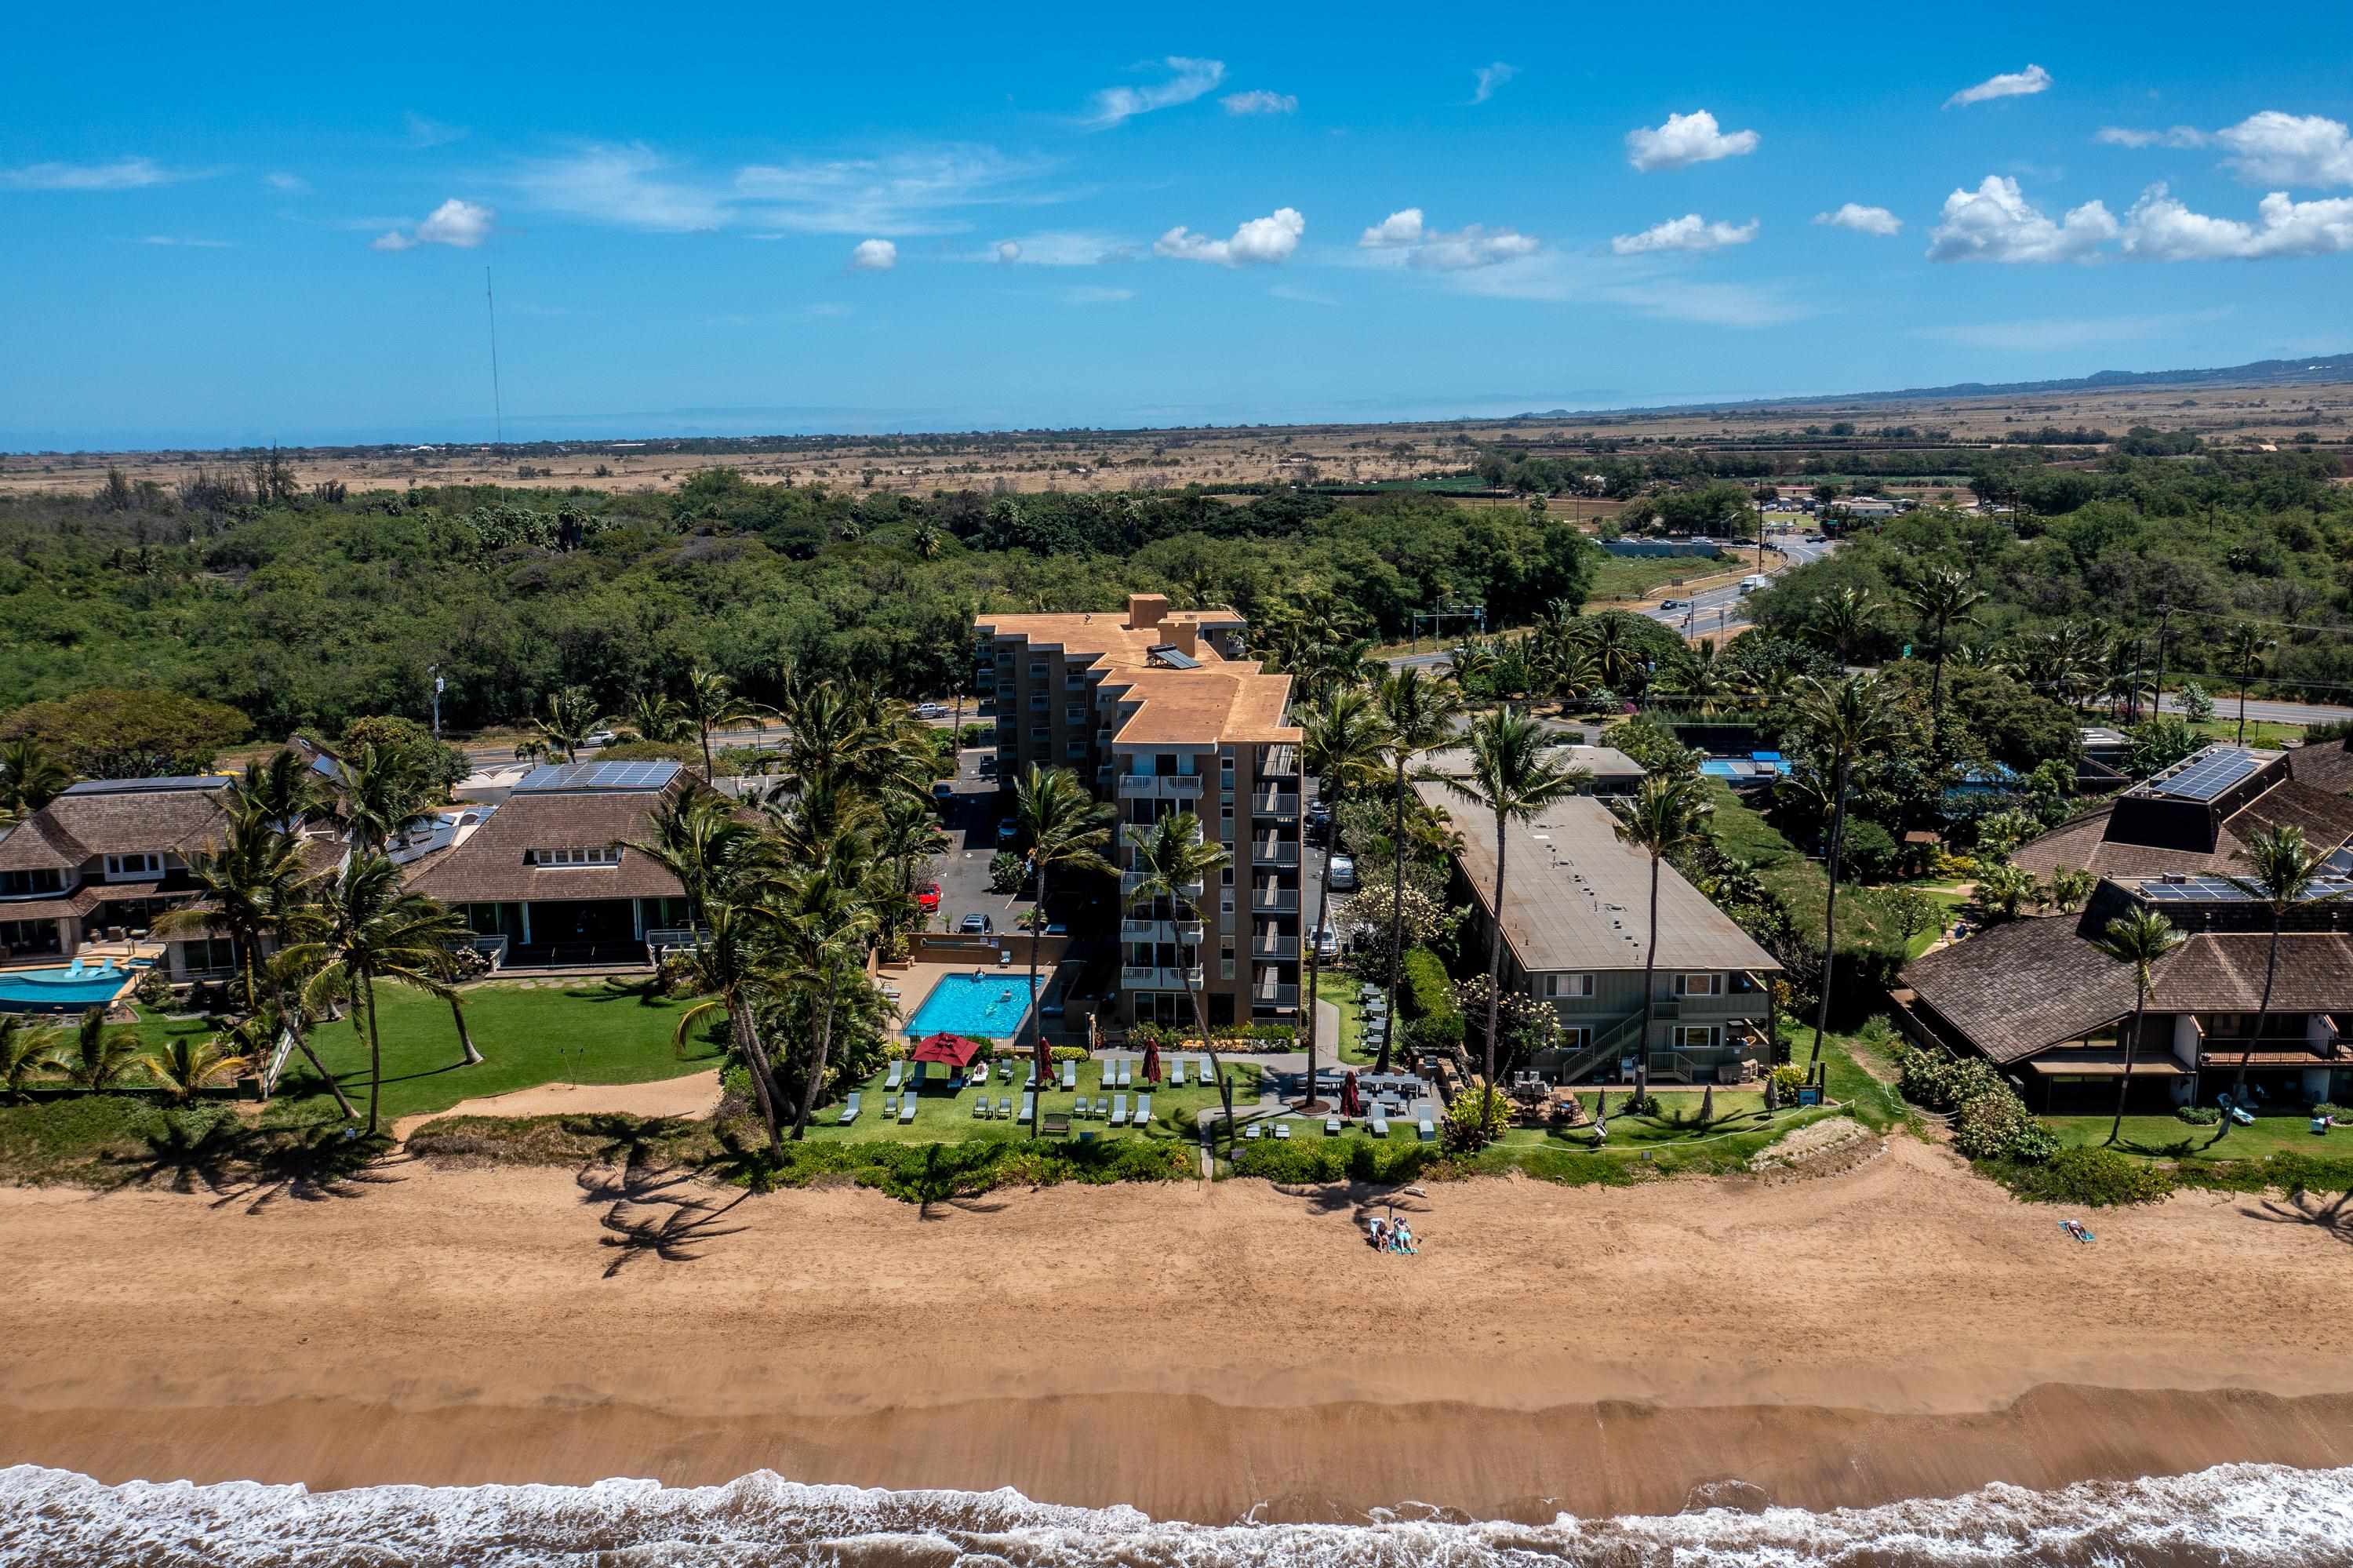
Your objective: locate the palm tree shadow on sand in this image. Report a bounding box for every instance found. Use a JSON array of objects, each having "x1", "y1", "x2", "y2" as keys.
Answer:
[
  {"x1": 598, "y1": 1188, "x2": 753, "y2": 1278},
  {"x1": 2241, "y1": 1188, "x2": 2353, "y2": 1246},
  {"x1": 118, "y1": 1117, "x2": 409, "y2": 1214}
]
